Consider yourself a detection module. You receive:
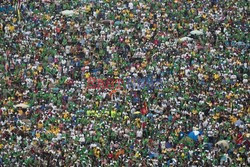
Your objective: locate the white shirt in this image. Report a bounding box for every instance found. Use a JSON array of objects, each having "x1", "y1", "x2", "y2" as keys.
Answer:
[
  {"x1": 129, "y1": 2, "x2": 133, "y2": 10},
  {"x1": 136, "y1": 129, "x2": 143, "y2": 138}
]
